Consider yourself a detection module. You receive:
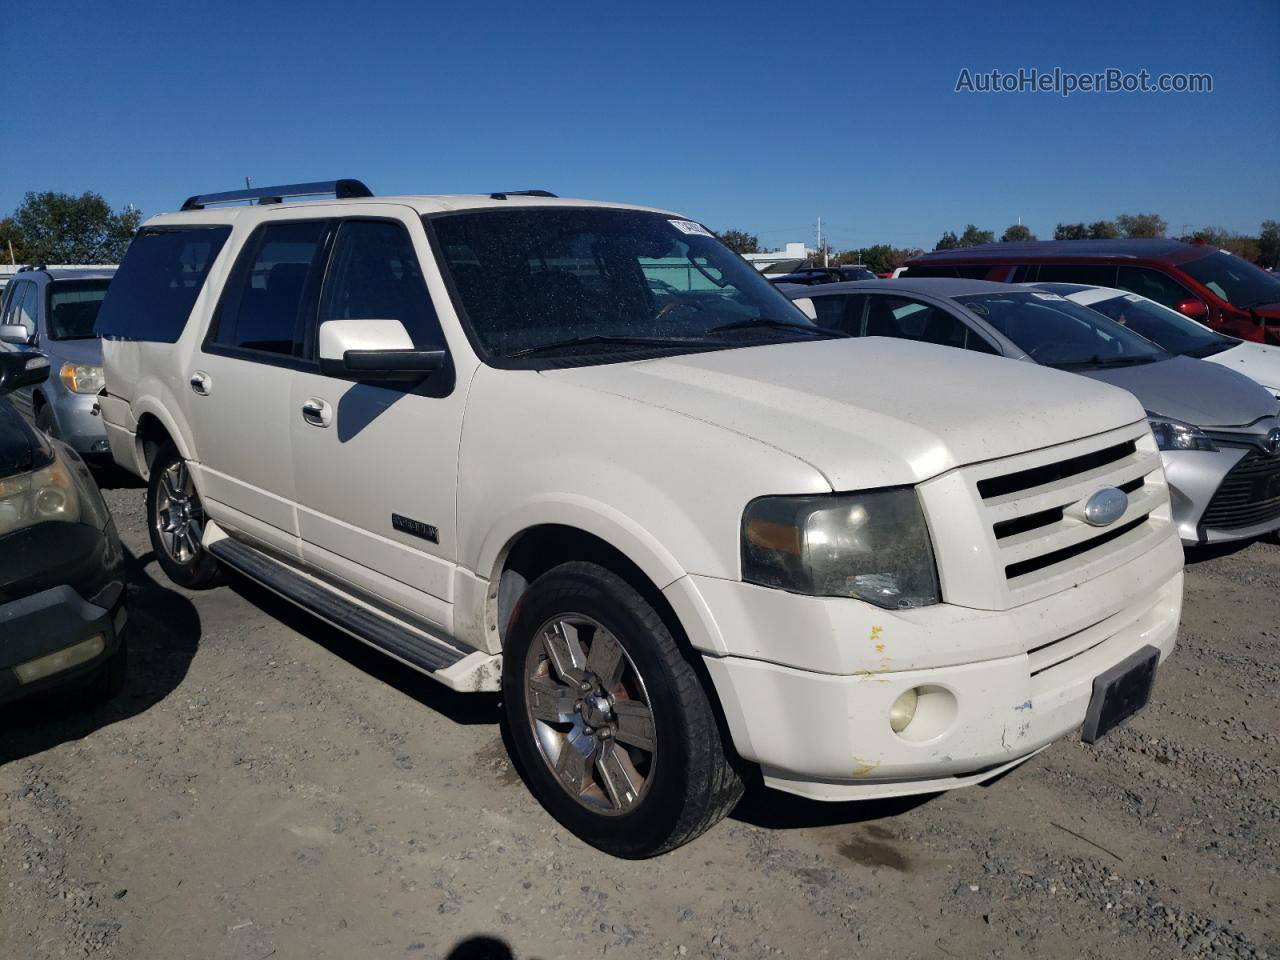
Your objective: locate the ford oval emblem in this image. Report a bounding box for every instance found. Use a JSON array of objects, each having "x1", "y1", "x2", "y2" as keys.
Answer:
[{"x1": 1083, "y1": 487, "x2": 1128, "y2": 527}]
